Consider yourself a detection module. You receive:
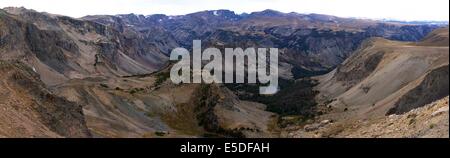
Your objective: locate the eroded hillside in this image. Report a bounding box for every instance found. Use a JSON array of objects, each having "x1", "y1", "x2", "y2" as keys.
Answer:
[
  {"x1": 0, "y1": 61, "x2": 91, "y2": 137},
  {"x1": 1, "y1": 7, "x2": 168, "y2": 86},
  {"x1": 283, "y1": 27, "x2": 449, "y2": 138},
  {"x1": 50, "y1": 64, "x2": 278, "y2": 138}
]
